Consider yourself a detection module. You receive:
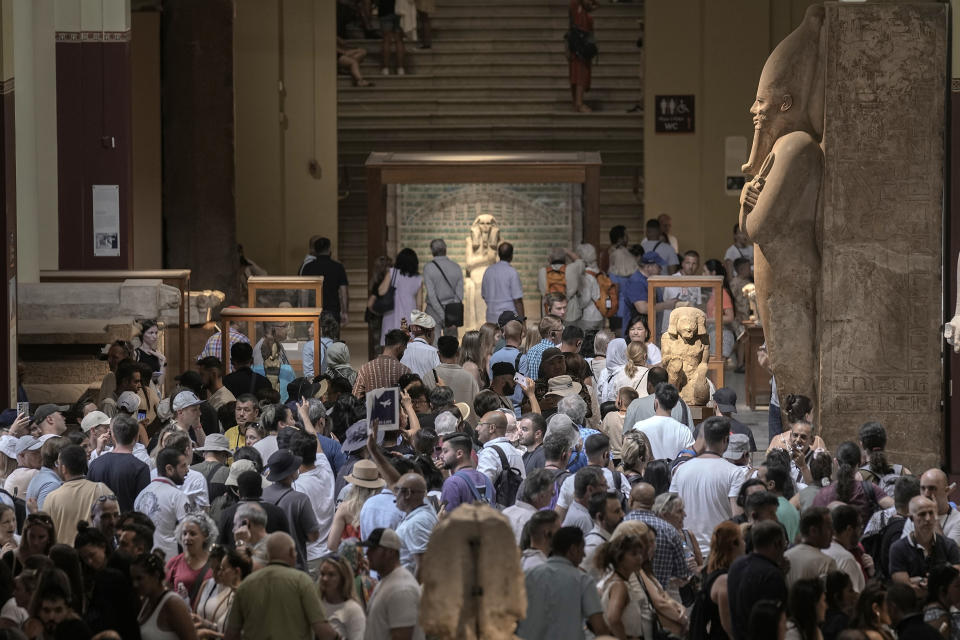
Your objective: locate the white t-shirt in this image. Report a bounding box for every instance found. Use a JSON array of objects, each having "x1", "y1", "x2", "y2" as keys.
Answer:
[
  {"x1": 323, "y1": 598, "x2": 366, "y2": 640},
  {"x1": 134, "y1": 477, "x2": 191, "y2": 560},
  {"x1": 3, "y1": 468, "x2": 36, "y2": 499},
  {"x1": 364, "y1": 566, "x2": 425, "y2": 640},
  {"x1": 0, "y1": 596, "x2": 27, "y2": 626},
  {"x1": 824, "y1": 540, "x2": 865, "y2": 593},
  {"x1": 724, "y1": 244, "x2": 754, "y2": 266},
  {"x1": 634, "y1": 415, "x2": 694, "y2": 460},
  {"x1": 669, "y1": 456, "x2": 747, "y2": 555},
  {"x1": 149, "y1": 467, "x2": 209, "y2": 508},
  {"x1": 557, "y1": 467, "x2": 631, "y2": 510},
  {"x1": 293, "y1": 460, "x2": 336, "y2": 560},
  {"x1": 253, "y1": 435, "x2": 279, "y2": 464}
]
